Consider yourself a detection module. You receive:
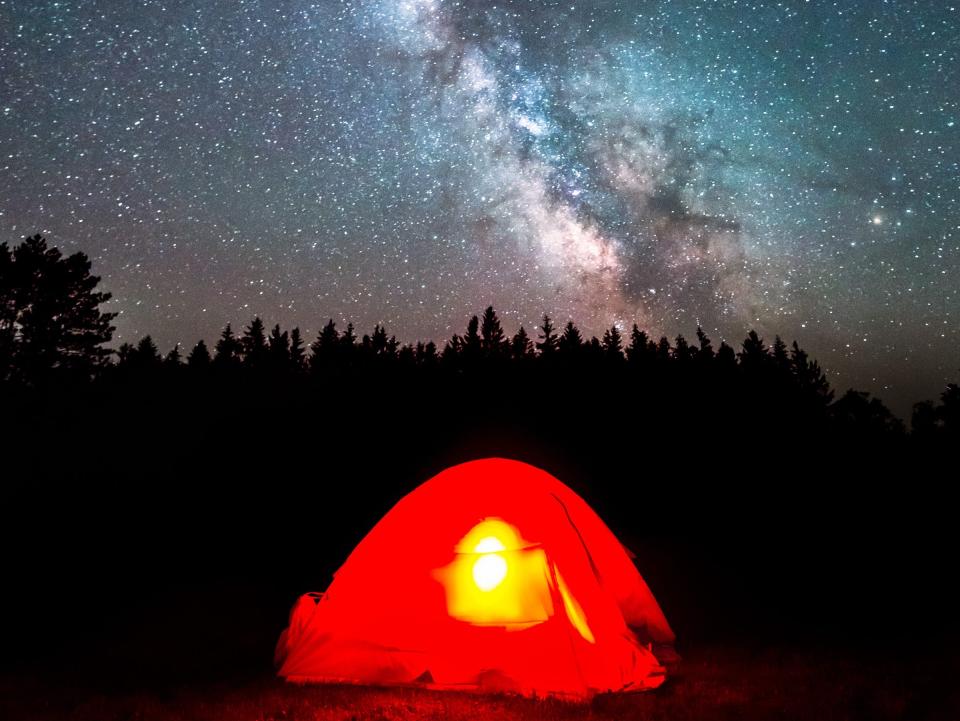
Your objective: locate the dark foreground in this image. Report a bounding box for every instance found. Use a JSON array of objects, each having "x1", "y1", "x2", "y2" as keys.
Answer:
[
  {"x1": 3, "y1": 368, "x2": 958, "y2": 721},
  {"x1": 3, "y1": 645, "x2": 956, "y2": 721}
]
